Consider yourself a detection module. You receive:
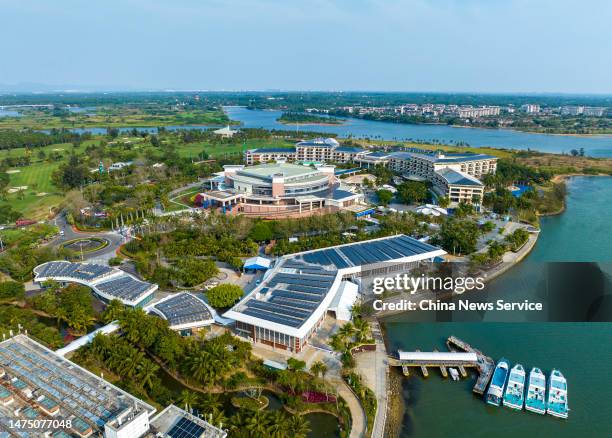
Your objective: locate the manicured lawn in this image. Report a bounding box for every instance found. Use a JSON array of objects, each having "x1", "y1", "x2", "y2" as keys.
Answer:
[
  {"x1": 176, "y1": 138, "x2": 295, "y2": 159},
  {"x1": 2, "y1": 161, "x2": 64, "y2": 219}
]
